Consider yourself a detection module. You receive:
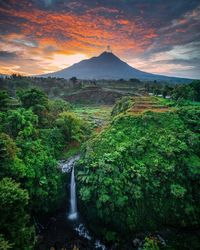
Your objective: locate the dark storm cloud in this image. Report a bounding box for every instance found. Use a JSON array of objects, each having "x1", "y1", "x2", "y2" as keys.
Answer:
[
  {"x1": 0, "y1": 51, "x2": 18, "y2": 60},
  {"x1": 155, "y1": 58, "x2": 200, "y2": 68},
  {"x1": 153, "y1": 49, "x2": 199, "y2": 66},
  {"x1": 71, "y1": 0, "x2": 200, "y2": 25}
]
